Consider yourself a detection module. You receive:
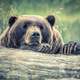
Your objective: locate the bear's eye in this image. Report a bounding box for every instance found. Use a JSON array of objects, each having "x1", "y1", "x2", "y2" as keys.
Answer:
[
  {"x1": 23, "y1": 24, "x2": 27, "y2": 29},
  {"x1": 38, "y1": 24, "x2": 44, "y2": 30},
  {"x1": 23, "y1": 22, "x2": 31, "y2": 29}
]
